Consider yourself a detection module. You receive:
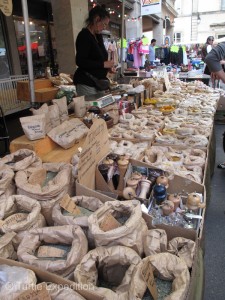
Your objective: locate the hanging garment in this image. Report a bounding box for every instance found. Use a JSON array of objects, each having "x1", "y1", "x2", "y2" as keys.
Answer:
[{"x1": 133, "y1": 41, "x2": 142, "y2": 68}]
